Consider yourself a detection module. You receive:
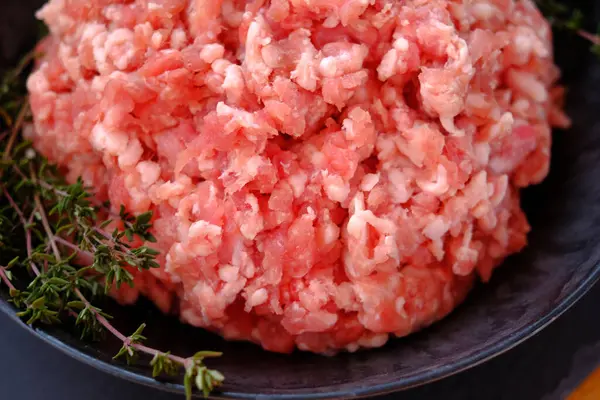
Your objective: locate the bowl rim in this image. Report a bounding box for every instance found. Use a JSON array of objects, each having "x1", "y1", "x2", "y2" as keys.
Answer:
[{"x1": 2, "y1": 261, "x2": 600, "y2": 400}]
